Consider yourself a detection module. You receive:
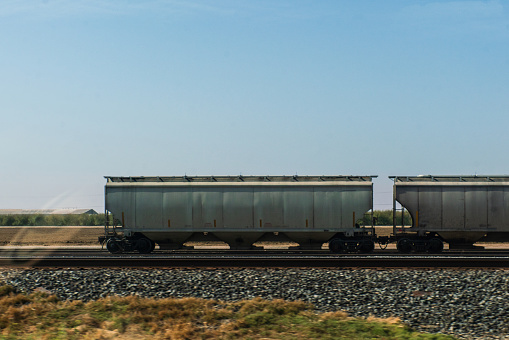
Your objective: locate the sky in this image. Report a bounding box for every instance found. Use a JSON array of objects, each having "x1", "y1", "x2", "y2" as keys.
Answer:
[{"x1": 1, "y1": 0, "x2": 508, "y2": 211}]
